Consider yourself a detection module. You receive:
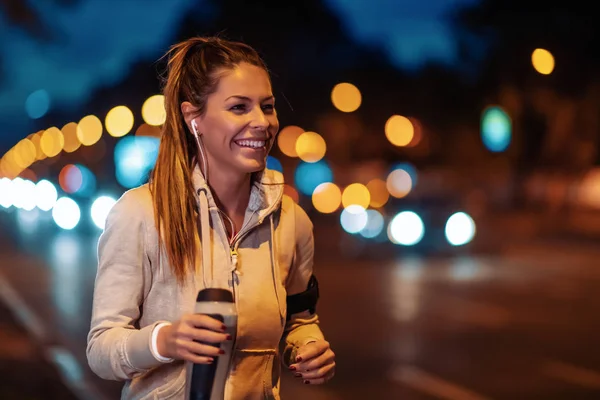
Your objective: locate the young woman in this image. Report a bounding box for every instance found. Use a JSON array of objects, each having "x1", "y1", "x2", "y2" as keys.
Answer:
[{"x1": 86, "y1": 36, "x2": 335, "y2": 399}]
